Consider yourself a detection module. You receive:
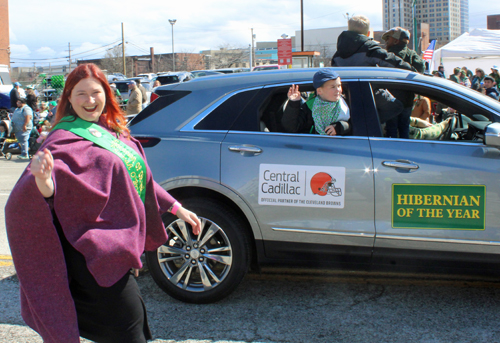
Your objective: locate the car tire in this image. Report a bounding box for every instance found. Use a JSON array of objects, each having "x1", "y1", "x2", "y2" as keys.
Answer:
[{"x1": 146, "y1": 198, "x2": 251, "y2": 304}]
